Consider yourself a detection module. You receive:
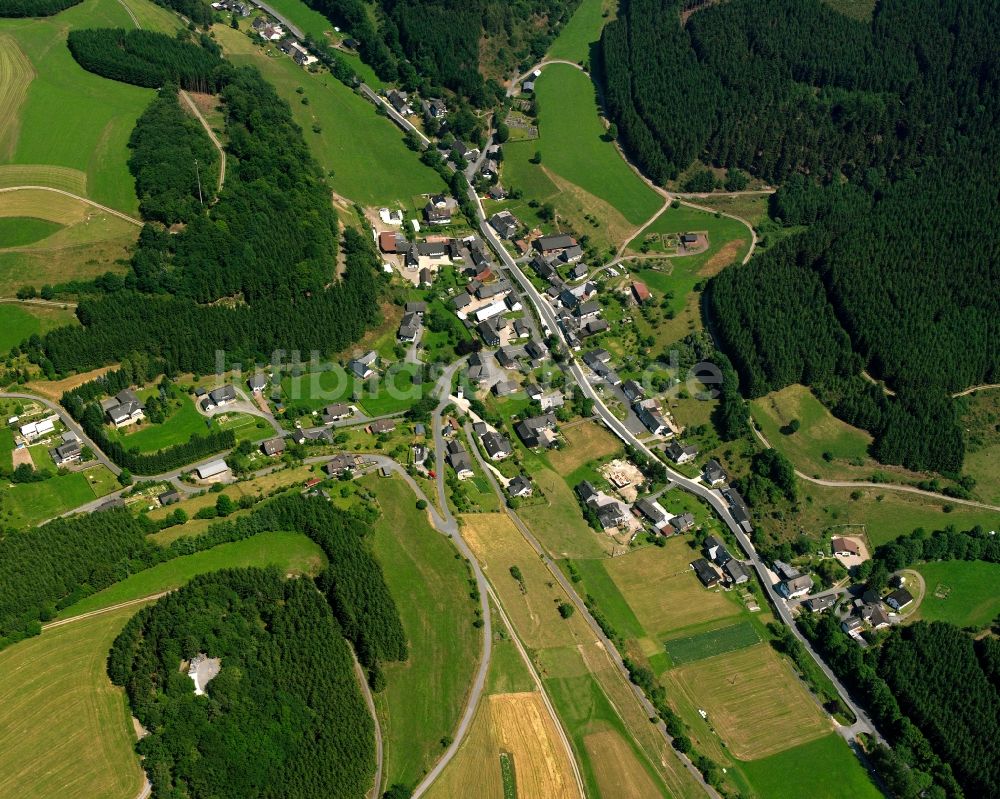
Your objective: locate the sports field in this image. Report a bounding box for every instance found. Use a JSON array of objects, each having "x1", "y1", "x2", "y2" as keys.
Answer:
[
  {"x1": 751, "y1": 384, "x2": 874, "y2": 479},
  {"x1": 664, "y1": 621, "x2": 761, "y2": 665},
  {"x1": 57, "y1": 532, "x2": 326, "y2": 618},
  {"x1": 0, "y1": 466, "x2": 119, "y2": 529},
  {"x1": 367, "y1": 476, "x2": 482, "y2": 789},
  {"x1": 913, "y1": 560, "x2": 1000, "y2": 629},
  {"x1": 0, "y1": 533, "x2": 326, "y2": 799},
  {"x1": 666, "y1": 644, "x2": 830, "y2": 760},
  {"x1": 545, "y1": 0, "x2": 614, "y2": 65},
  {"x1": 0, "y1": 0, "x2": 162, "y2": 213},
  {"x1": 738, "y1": 732, "x2": 883, "y2": 799},
  {"x1": 213, "y1": 23, "x2": 445, "y2": 207}
]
